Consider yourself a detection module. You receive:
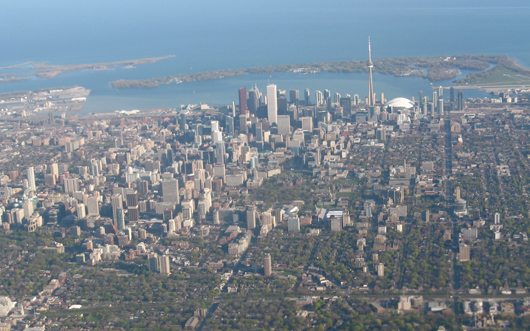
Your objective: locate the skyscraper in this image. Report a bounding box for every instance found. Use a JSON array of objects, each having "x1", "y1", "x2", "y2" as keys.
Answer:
[
  {"x1": 340, "y1": 97, "x2": 352, "y2": 117},
  {"x1": 367, "y1": 37, "x2": 375, "y2": 107},
  {"x1": 126, "y1": 190, "x2": 138, "y2": 208},
  {"x1": 27, "y1": 167, "x2": 36, "y2": 191},
  {"x1": 267, "y1": 84, "x2": 278, "y2": 124},
  {"x1": 248, "y1": 86, "x2": 259, "y2": 114},
  {"x1": 304, "y1": 88, "x2": 311, "y2": 105},
  {"x1": 111, "y1": 193, "x2": 122, "y2": 224},
  {"x1": 289, "y1": 89, "x2": 299, "y2": 104},
  {"x1": 277, "y1": 115, "x2": 290, "y2": 135},
  {"x1": 458, "y1": 90, "x2": 464, "y2": 111},
  {"x1": 238, "y1": 87, "x2": 248, "y2": 115},
  {"x1": 116, "y1": 208, "x2": 125, "y2": 230}
]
